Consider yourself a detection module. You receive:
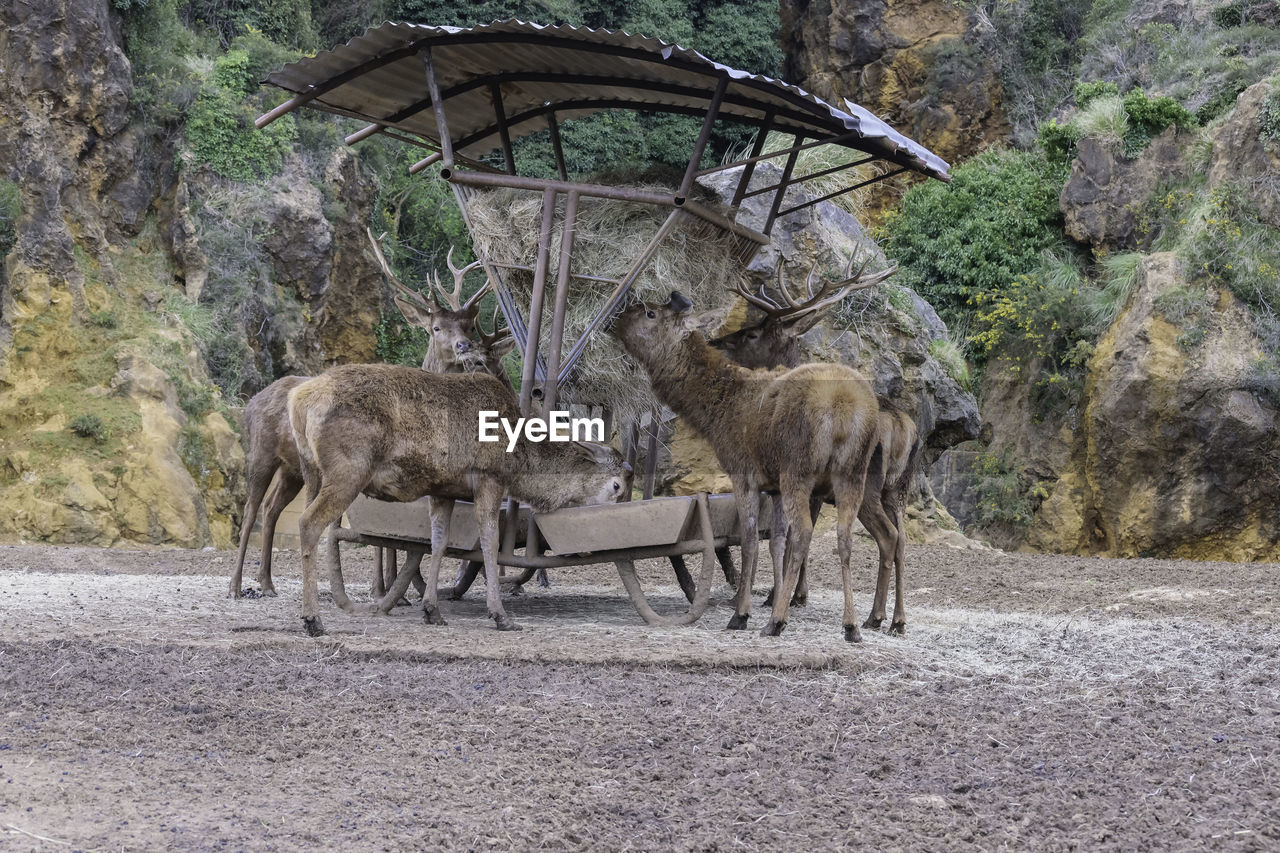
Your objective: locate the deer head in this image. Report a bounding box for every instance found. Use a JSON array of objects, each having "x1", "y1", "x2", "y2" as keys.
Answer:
[
  {"x1": 367, "y1": 229, "x2": 489, "y2": 371},
  {"x1": 609, "y1": 291, "x2": 699, "y2": 363},
  {"x1": 711, "y1": 254, "x2": 896, "y2": 369}
]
